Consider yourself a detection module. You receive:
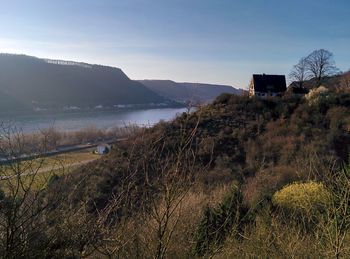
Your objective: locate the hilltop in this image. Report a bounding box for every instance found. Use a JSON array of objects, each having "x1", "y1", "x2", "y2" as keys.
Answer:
[{"x1": 139, "y1": 79, "x2": 242, "y2": 104}]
